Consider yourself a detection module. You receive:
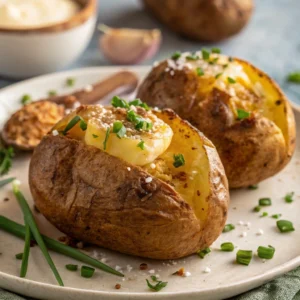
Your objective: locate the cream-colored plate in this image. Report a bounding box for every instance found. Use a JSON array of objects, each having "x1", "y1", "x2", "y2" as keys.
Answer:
[{"x1": 0, "y1": 67, "x2": 299, "y2": 300}]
